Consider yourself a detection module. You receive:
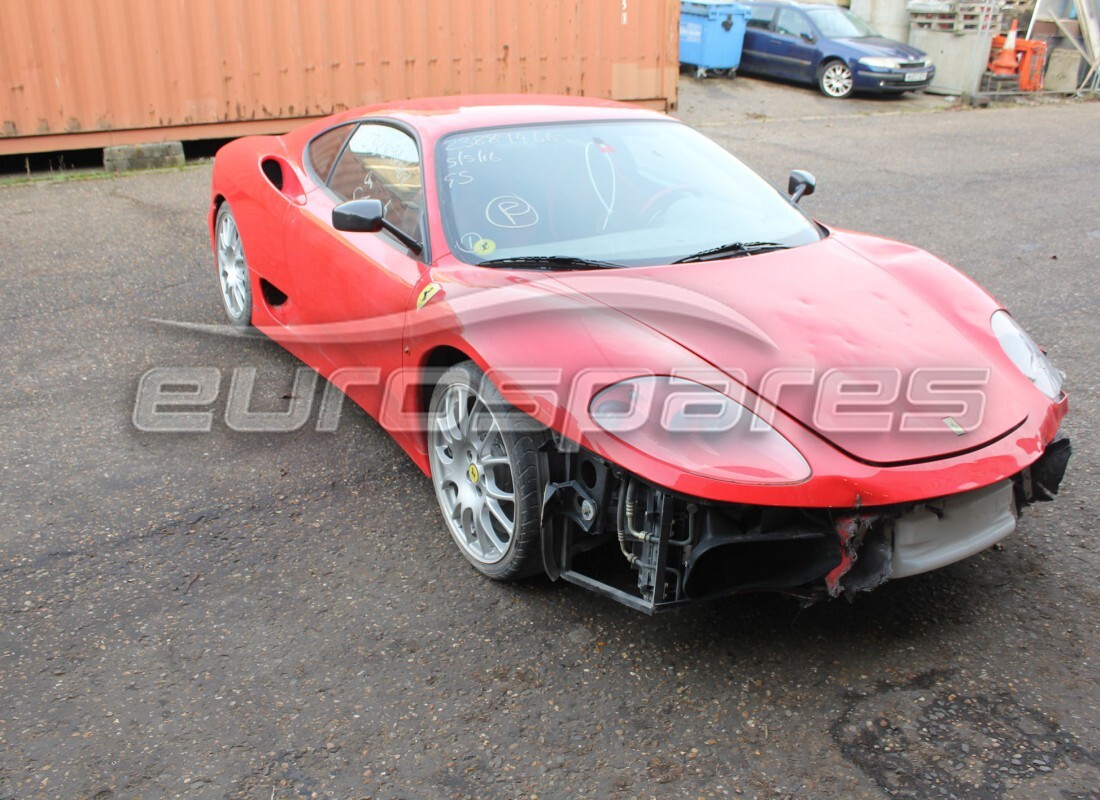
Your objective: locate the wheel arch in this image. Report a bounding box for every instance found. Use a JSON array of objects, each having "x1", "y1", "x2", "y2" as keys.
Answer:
[
  {"x1": 418, "y1": 345, "x2": 478, "y2": 432},
  {"x1": 208, "y1": 192, "x2": 227, "y2": 244},
  {"x1": 817, "y1": 54, "x2": 849, "y2": 74}
]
